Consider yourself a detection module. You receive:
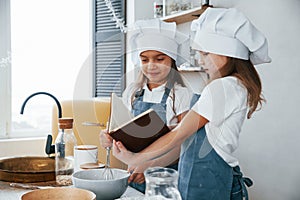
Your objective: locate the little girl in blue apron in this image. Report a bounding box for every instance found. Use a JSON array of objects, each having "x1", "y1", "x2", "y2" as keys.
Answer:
[
  {"x1": 112, "y1": 8, "x2": 271, "y2": 200},
  {"x1": 100, "y1": 19, "x2": 192, "y2": 193}
]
